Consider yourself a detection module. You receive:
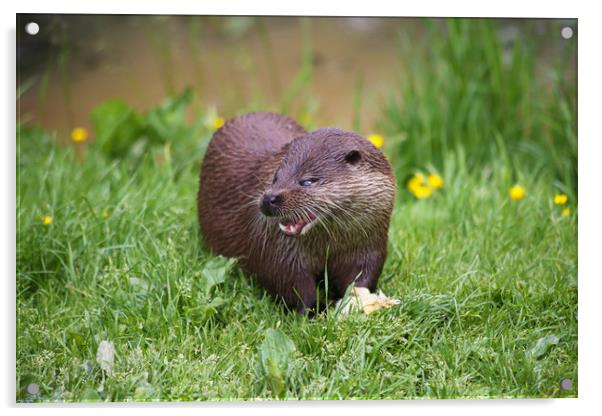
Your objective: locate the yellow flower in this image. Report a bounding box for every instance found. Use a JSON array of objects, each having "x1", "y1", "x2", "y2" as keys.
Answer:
[
  {"x1": 407, "y1": 172, "x2": 444, "y2": 199},
  {"x1": 428, "y1": 174, "x2": 444, "y2": 189},
  {"x1": 407, "y1": 173, "x2": 426, "y2": 193},
  {"x1": 299, "y1": 112, "x2": 312, "y2": 127},
  {"x1": 509, "y1": 184, "x2": 526, "y2": 201},
  {"x1": 41, "y1": 215, "x2": 52, "y2": 225},
  {"x1": 554, "y1": 194, "x2": 568, "y2": 205},
  {"x1": 101, "y1": 211, "x2": 110, "y2": 219},
  {"x1": 406, "y1": 173, "x2": 433, "y2": 199},
  {"x1": 561, "y1": 207, "x2": 570, "y2": 217},
  {"x1": 71, "y1": 127, "x2": 88, "y2": 143},
  {"x1": 413, "y1": 185, "x2": 433, "y2": 199},
  {"x1": 367, "y1": 134, "x2": 384, "y2": 149},
  {"x1": 212, "y1": 116, "x2": 225, "y2": 130}
]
